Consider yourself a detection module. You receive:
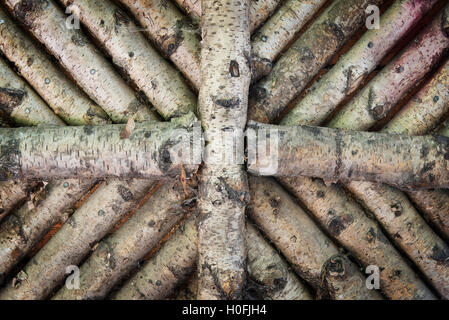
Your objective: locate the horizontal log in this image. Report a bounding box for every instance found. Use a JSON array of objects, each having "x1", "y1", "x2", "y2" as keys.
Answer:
[
  {"x1": 0, "y1": 115, "x2": 200, "y2": 180},
  {"x1": 247, "y1": 122, "x2": 449, "y2": 189}
]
